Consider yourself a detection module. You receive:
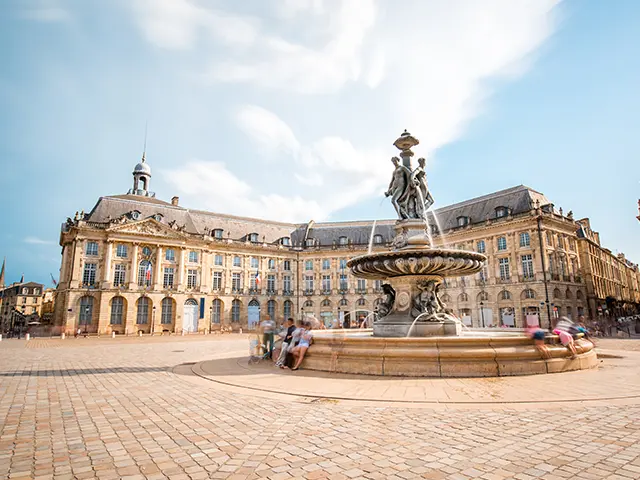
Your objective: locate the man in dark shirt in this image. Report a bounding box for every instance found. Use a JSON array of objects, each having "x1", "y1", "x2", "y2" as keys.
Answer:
[{"x1": 274, "y1": 318, "x2": 296, "y2": 367}]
